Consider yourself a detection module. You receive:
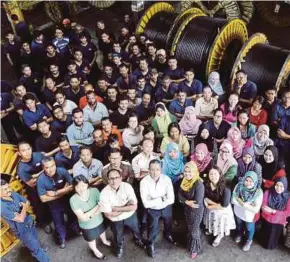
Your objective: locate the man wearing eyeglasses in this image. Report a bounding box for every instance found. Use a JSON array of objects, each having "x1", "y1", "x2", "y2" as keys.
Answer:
[{"x1": 99, "y1": 169, "x2": 144, "y2": 258}]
